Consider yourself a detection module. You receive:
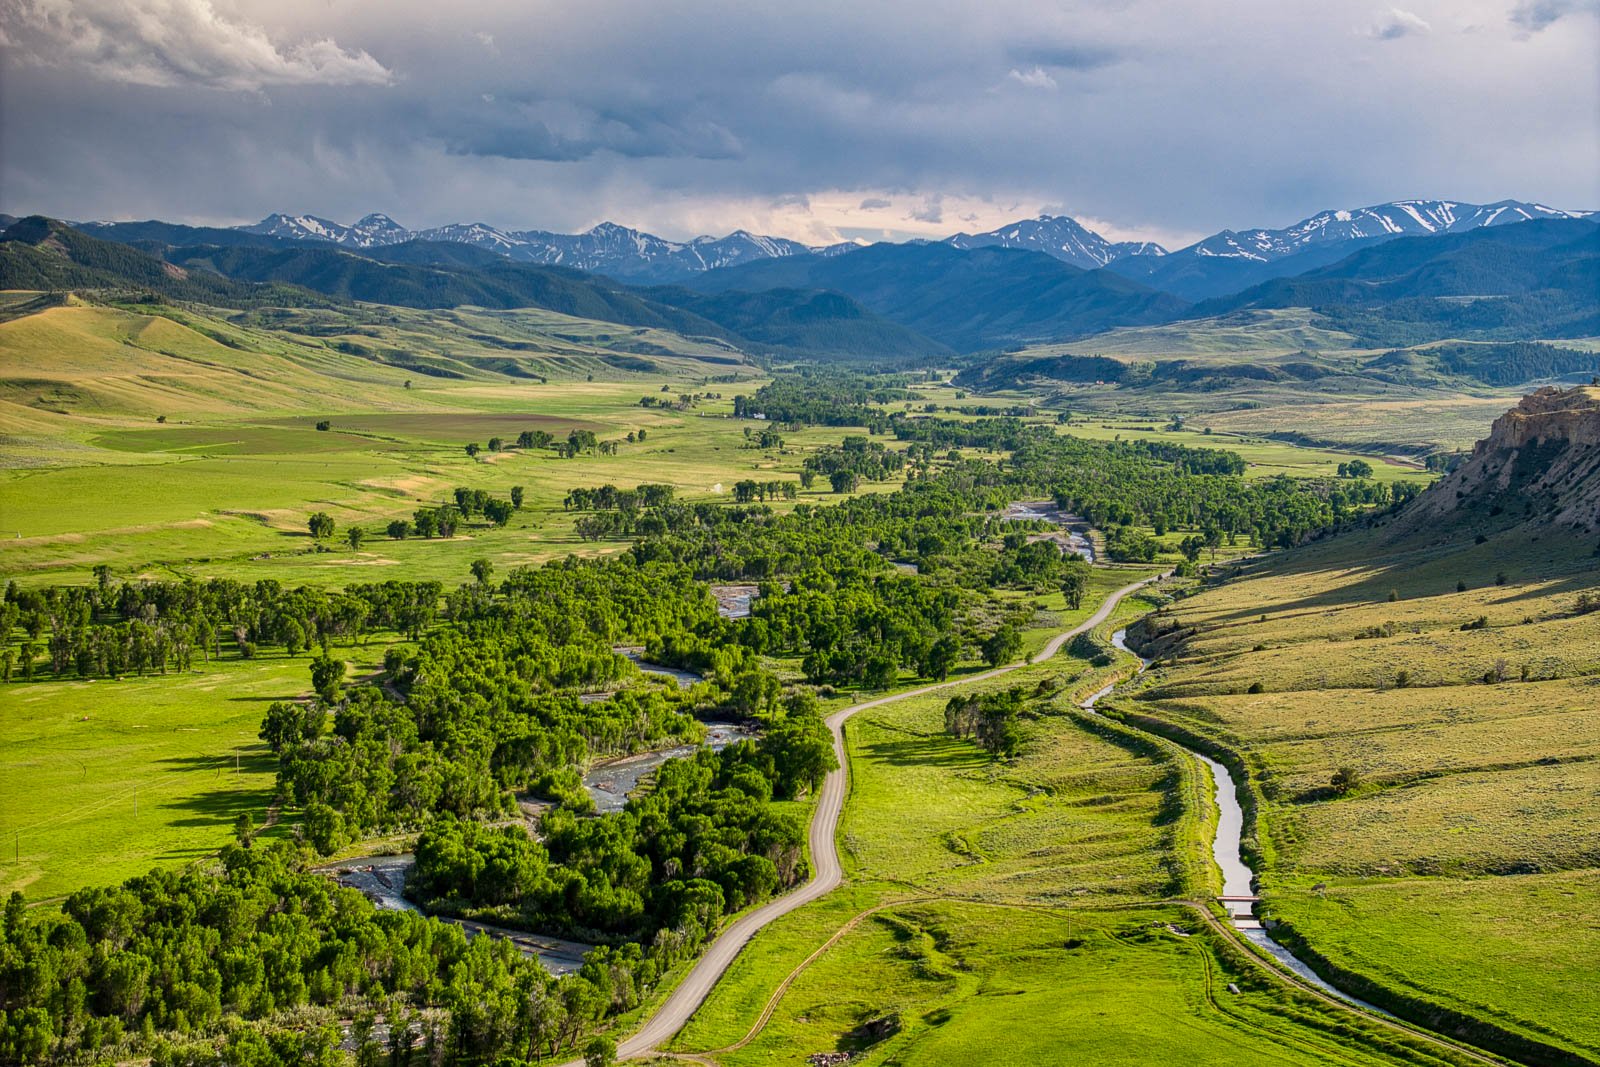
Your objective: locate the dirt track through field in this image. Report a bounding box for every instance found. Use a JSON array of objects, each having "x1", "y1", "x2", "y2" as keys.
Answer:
[{"x1": 560, "y1": 573, "x2": 1162, "y2": 1065}]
